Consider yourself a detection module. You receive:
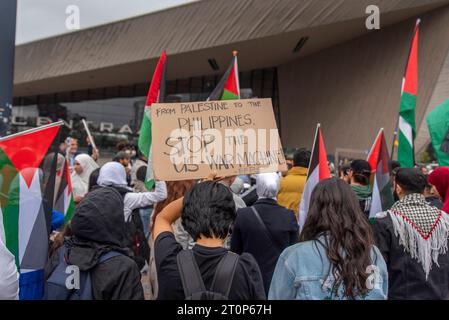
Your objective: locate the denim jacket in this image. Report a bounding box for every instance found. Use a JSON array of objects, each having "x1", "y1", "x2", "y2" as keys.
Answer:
[{"x1": 268, "y1": 235, "x2": 388, "y2": 300}]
